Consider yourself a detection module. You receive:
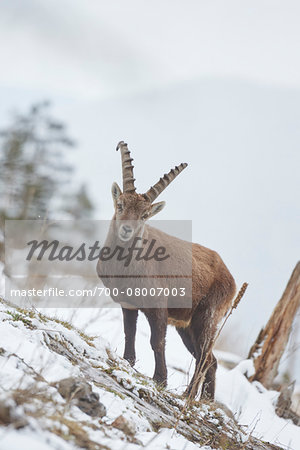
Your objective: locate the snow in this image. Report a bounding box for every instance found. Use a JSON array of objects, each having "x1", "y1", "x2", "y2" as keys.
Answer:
[
  {"x1": 0, "y1": 300, "x2": 300, "y2": 449},
  {"x1": 0, "y1": 428, "x2": 72, "y2": 450},
  {"x1": 138, "y1": 429, "x2": 205, "y2": 449},
  {"x1": 0, "y1": 262, "x2": 4, "y2": 297},
  {"x1": 216, "y1": 364, "x2": 300, "y2": 449},
  {"x1": 234, "y1": 358, "x2": 255, "y2": 377},
  {"x1": 43, "y1": 307, "x2": 300, "y2": 449},
  {"x1": 0, "y1": 300, "x2": 208, "y2": 449}
]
